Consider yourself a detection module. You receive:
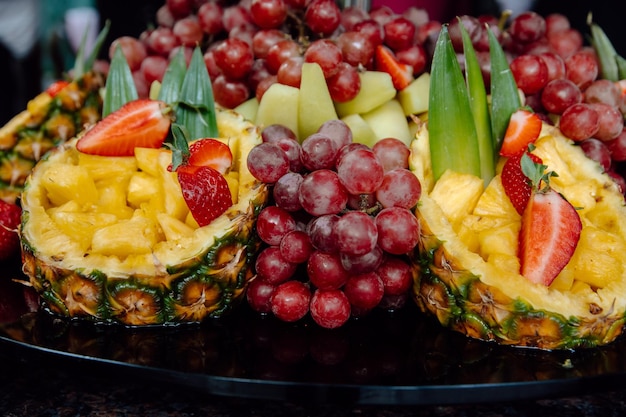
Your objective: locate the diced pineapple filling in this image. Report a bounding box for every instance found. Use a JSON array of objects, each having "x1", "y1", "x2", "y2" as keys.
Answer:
[
  {"x1": 435, "y1": 158, "x2": 626, "y2": 293},
  {"x1": 39, "y1": 146, "x2": 238, "y2": 258}
]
